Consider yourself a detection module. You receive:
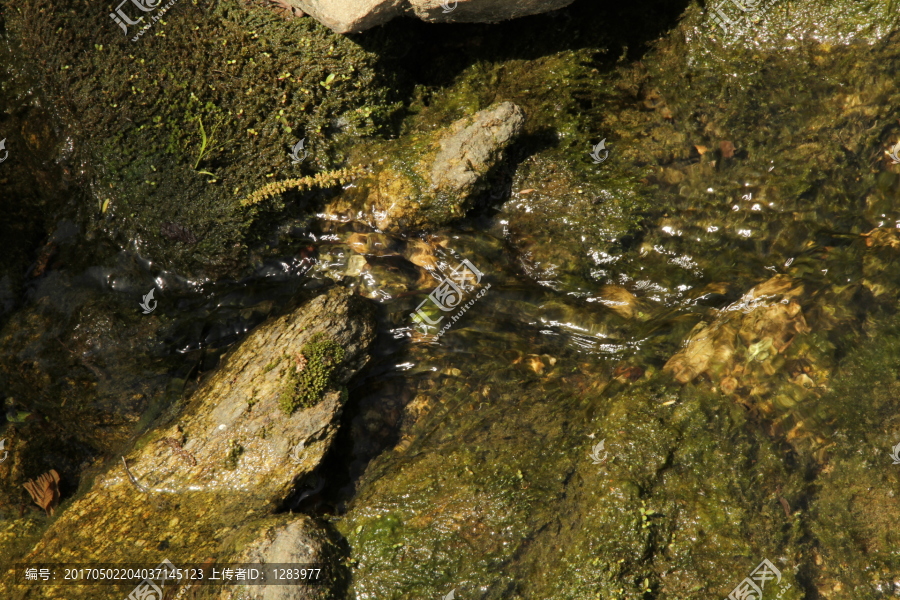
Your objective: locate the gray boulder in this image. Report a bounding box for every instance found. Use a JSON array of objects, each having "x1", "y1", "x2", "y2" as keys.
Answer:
[{"x1": 295, "y1": 0, "x2": 574, "y2": 34}]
